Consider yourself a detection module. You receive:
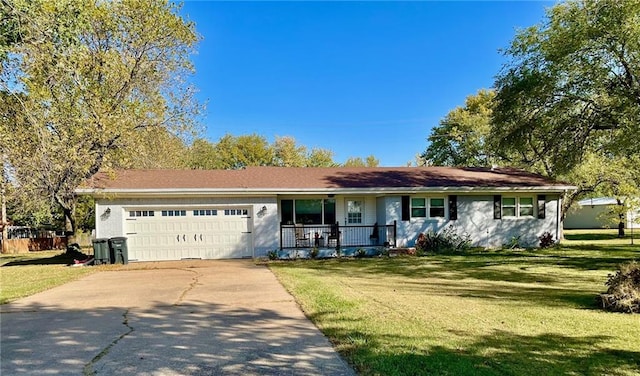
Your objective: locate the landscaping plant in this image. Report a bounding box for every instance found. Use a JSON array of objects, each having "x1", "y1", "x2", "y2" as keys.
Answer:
[{"x1": 415, "y1": 225, "x2": 471, "y2": 254}]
